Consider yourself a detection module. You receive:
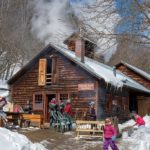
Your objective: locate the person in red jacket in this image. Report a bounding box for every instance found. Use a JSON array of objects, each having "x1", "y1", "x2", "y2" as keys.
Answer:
[
  {"x1": 132, "y1": 113, "x2": 145, "y2": 127},
  {"x1": 63, "y1": 99, "x2": 72, "y2": 116},
  {"x1": 102, "y1": 118, "x2": 119, "y2": 150},
  {"x1": 63, "y1": 99, "x2": 73, "y2": 130}
]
